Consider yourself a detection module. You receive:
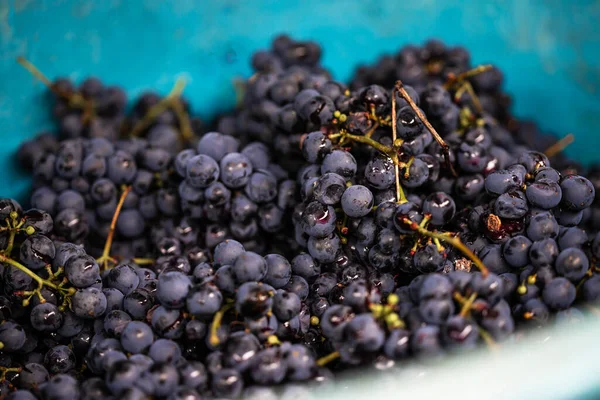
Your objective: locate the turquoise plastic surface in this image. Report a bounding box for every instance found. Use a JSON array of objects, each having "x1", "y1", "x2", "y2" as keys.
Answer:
[
  {"x1": 1, "y1": 1, "x2": 600, "y2": 399},
  {"x1": 2, "y1": 0, "x2": 600, "y2": 200}
]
